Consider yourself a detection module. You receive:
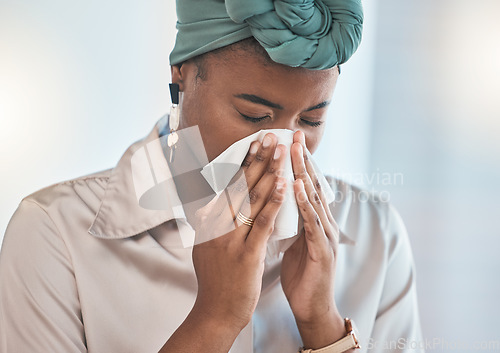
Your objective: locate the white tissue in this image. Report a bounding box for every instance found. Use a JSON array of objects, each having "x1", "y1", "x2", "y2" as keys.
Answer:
[{"x1": 201, "y1": 129, "x2": 334, "y2": 257}]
